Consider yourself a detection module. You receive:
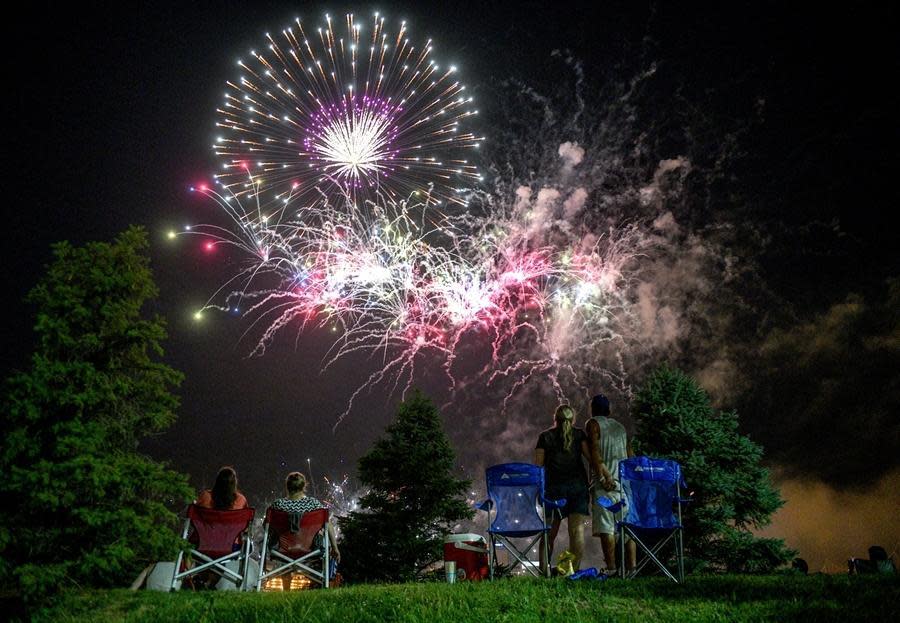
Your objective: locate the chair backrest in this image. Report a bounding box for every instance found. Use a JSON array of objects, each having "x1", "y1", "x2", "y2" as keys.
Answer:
[
  {"x1": 618, "y1": 457, "x2": 682, "y2": 530},
  {"x1": 186, "y1": 504, "x2": 255, "y2": 557},
  {"x1": 485, "y1": 463, "x2": 547, "y2": 534},
  {"x1": 265, "y1": 507, "x2": 329, "y2": 558}
]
